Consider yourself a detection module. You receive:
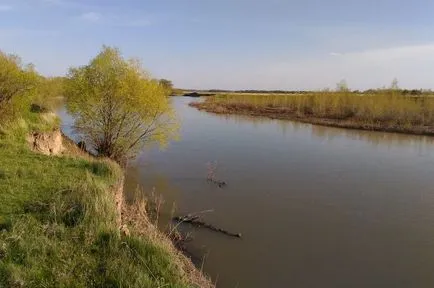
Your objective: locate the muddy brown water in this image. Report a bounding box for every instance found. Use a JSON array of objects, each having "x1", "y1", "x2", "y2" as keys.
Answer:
[{"x1": 59, "y1": 97, "x2": 434, "y2": 288}]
